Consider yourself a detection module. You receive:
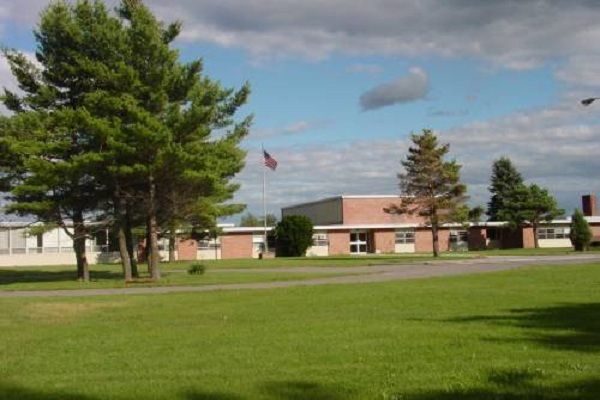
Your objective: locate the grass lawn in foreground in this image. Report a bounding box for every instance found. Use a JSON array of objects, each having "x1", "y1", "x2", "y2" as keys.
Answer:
[{"x1": 1, "y1": 263, "x2": 600, "y2": 399}]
